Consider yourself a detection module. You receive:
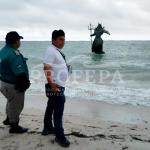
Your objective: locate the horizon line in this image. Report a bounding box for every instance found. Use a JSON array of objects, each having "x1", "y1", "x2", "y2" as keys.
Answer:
[{"x1": 0, "y1": 40, "x2": 150, "y2": 42}]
